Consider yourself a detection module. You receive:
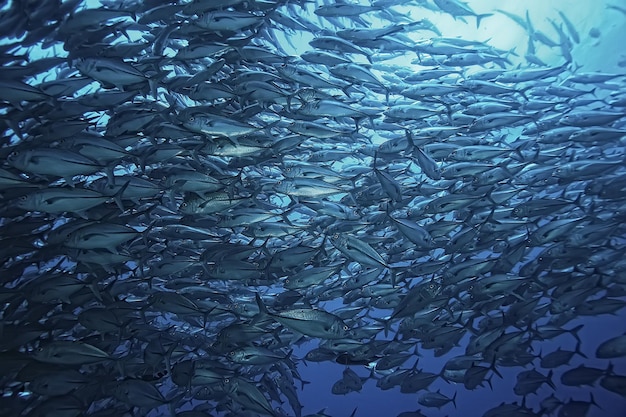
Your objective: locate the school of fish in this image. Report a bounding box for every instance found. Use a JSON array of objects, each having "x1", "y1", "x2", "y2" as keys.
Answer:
[{"x1": 1, "y1": 0, "x2": 626, "y2": 416}]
